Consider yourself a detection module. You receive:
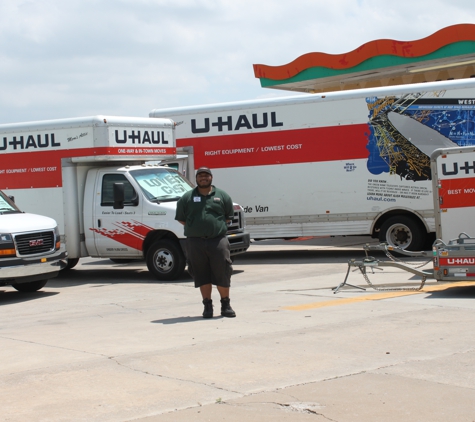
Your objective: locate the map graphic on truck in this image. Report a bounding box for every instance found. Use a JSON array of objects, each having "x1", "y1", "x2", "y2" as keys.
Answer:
[{"x1": 367, "y1": 96, "x2": 475, "y2": 180}]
